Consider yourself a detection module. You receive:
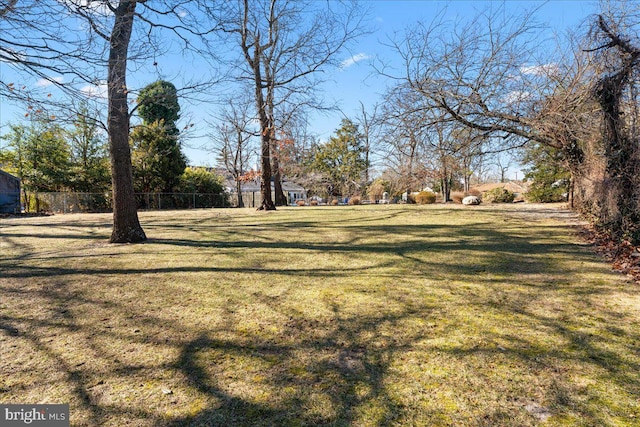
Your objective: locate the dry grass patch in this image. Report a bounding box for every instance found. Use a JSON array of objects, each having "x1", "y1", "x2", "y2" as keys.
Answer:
[{"x1": 1, "y1": 204, "x2": 639, "y2": 426}]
